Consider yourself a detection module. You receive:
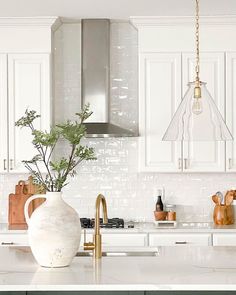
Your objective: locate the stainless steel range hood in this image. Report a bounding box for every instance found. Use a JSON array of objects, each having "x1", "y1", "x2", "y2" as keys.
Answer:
[{"x1": 81, "y1": 19, "x2": 136, "y2": 138}]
